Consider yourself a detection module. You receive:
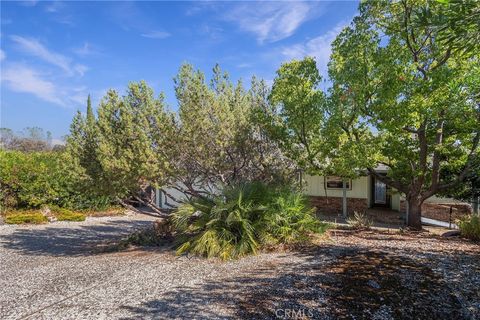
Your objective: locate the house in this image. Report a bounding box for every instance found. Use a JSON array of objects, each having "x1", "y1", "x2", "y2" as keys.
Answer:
[
  {"x1": 303, "y1": 170, "x2": 472, "y2": 220},
  {"x1": 155, "y1": 168, "x2": 473, "y2": 221}
]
